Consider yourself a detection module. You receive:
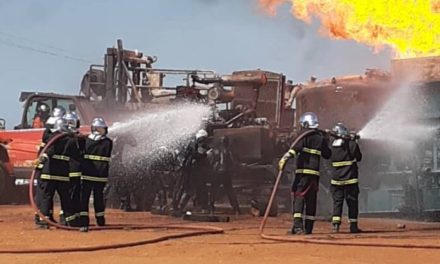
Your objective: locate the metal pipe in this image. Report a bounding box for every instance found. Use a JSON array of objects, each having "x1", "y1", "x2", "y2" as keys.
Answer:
[{"x1": 121, "y1": 61, "x2": 142, "y2": 103}]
